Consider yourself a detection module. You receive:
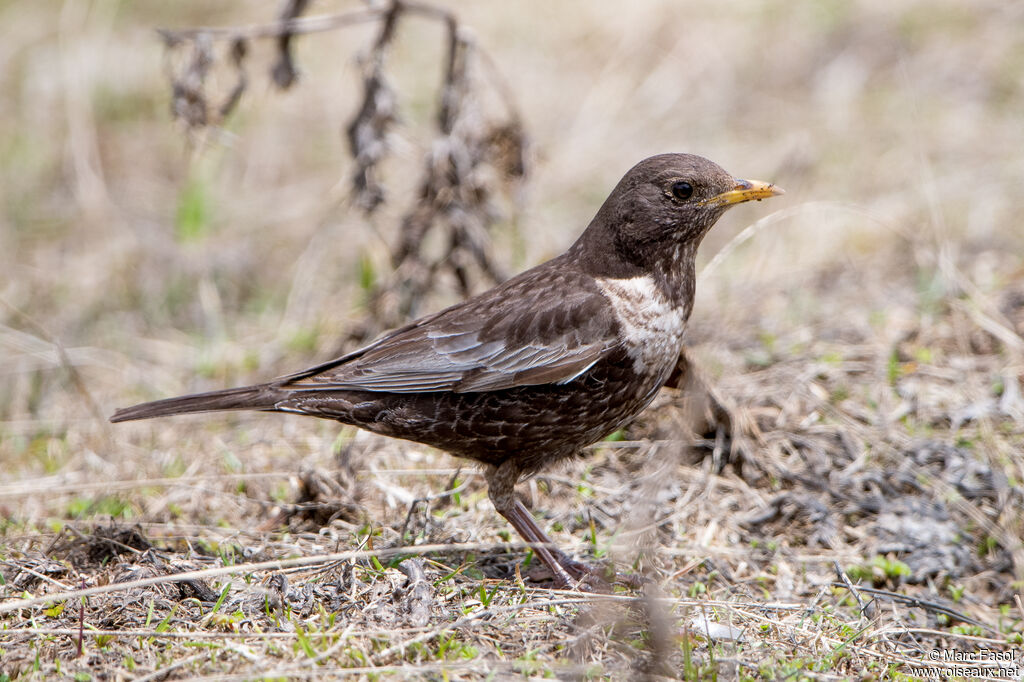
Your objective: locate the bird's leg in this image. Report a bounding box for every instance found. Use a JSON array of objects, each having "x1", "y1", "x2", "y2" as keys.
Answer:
[
  {"x1": 505, "y1": 498, "x2": 597, "y2": 581},
  {"x1": 485, "y1": 462, "x2": 582, "y2": 589}
]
